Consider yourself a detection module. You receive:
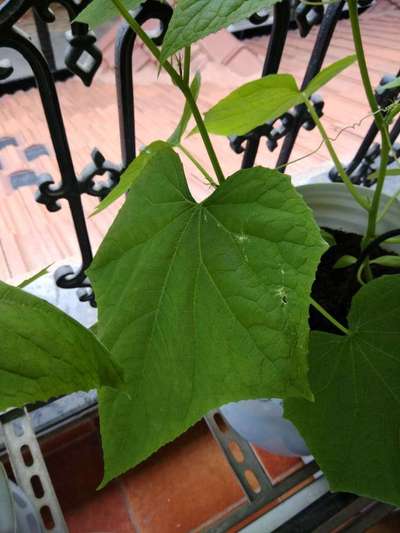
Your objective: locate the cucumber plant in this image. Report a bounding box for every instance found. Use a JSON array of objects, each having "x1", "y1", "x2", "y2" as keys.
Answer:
[{"x1": 1, "y1": 0, "x2": 400, "y2": 507}]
